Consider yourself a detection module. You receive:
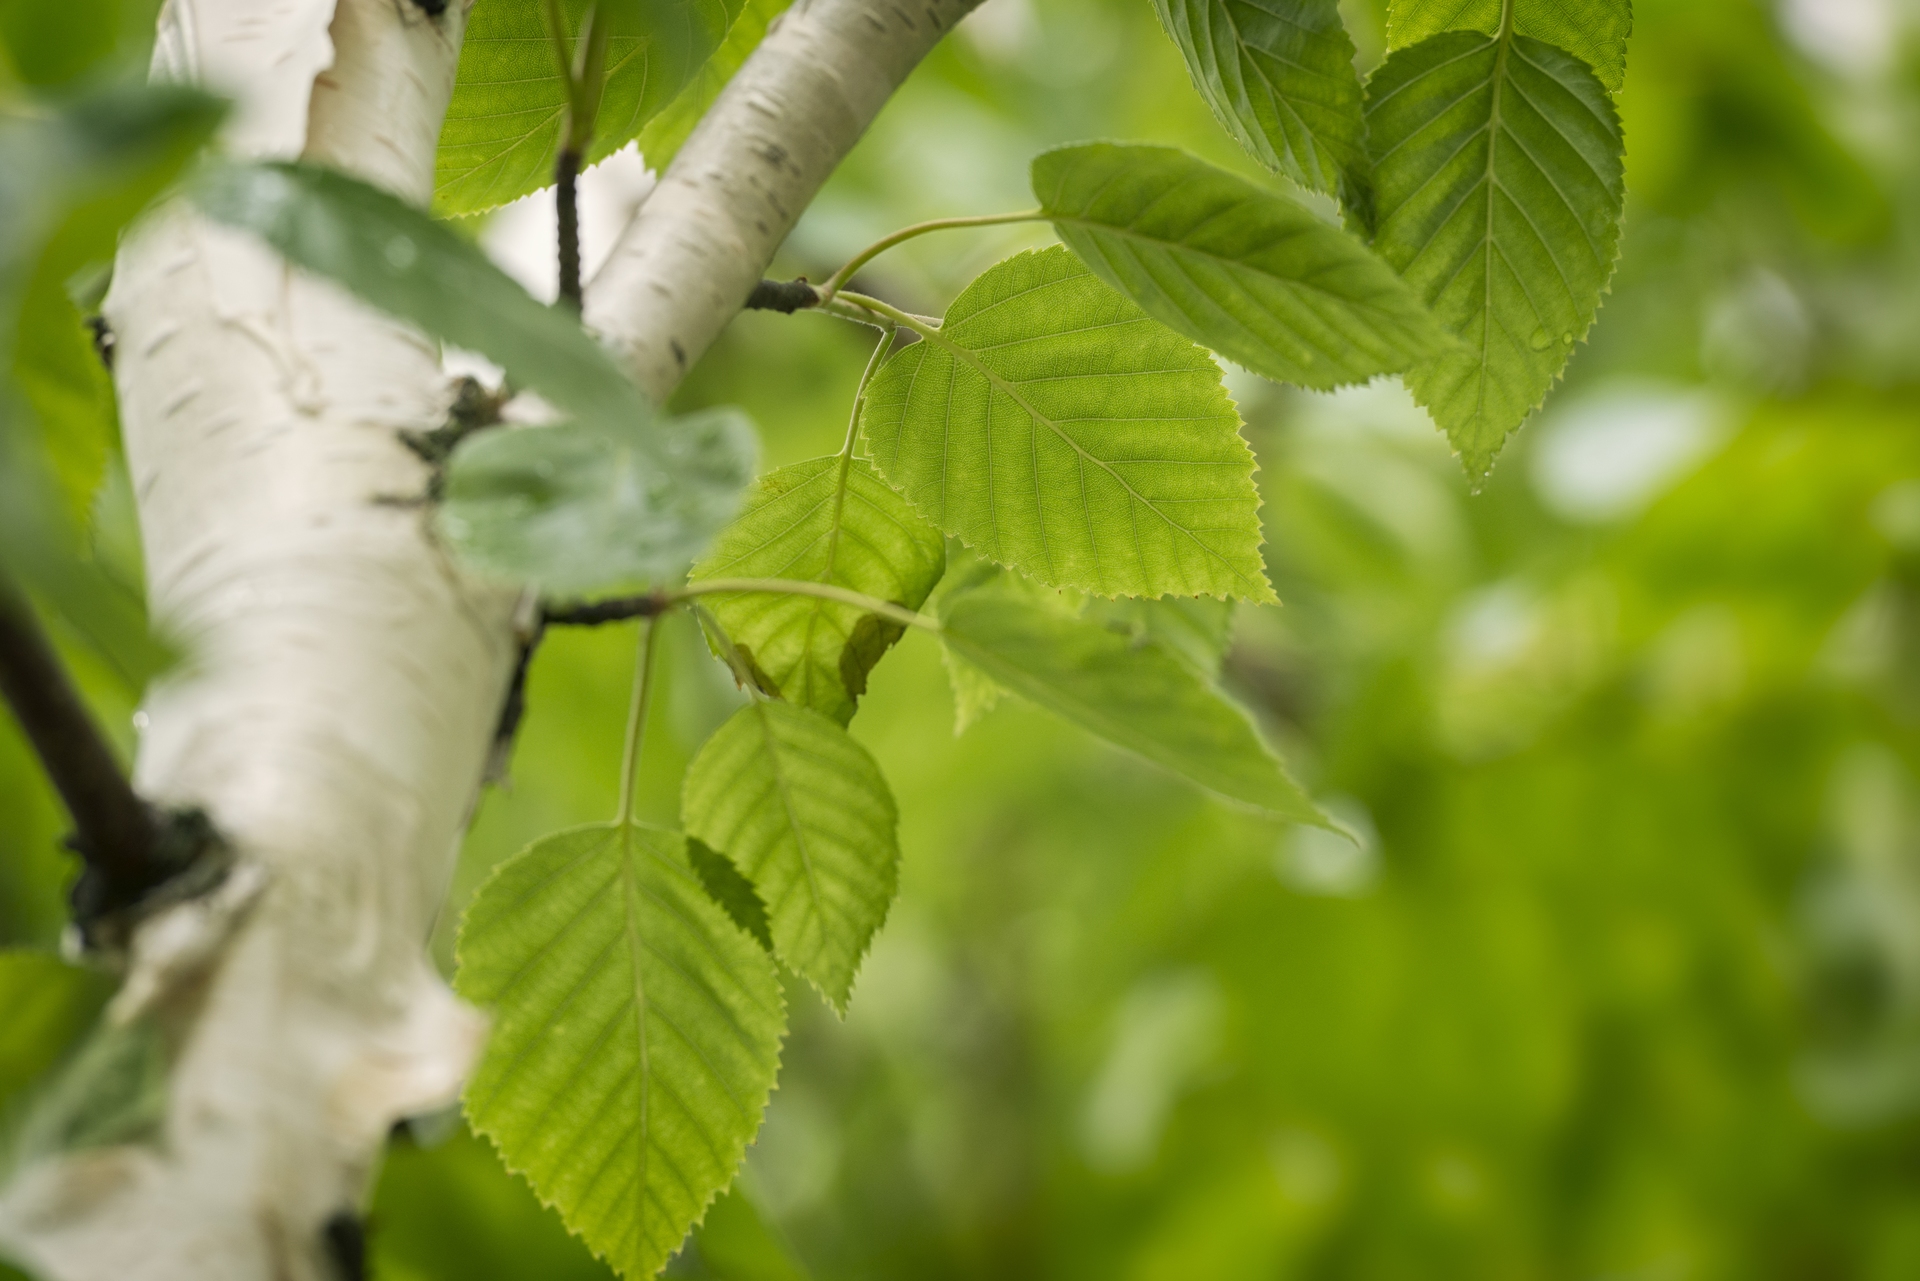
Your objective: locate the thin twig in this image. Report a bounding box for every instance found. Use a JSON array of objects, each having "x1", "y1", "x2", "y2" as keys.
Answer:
[{"x1": 543, "y1": 589, "x2": 676, "y2": 627}]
